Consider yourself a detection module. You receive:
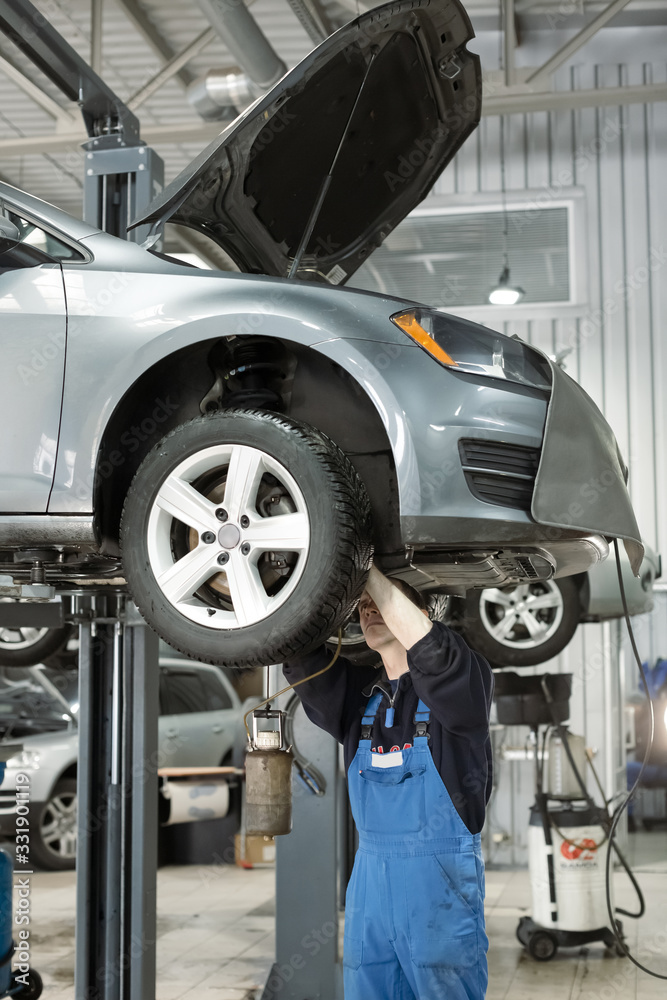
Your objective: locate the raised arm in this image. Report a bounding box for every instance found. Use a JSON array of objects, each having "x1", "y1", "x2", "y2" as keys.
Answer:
[{"x1": 364, "y1": 565, "x2": 433, "y2": 650}]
